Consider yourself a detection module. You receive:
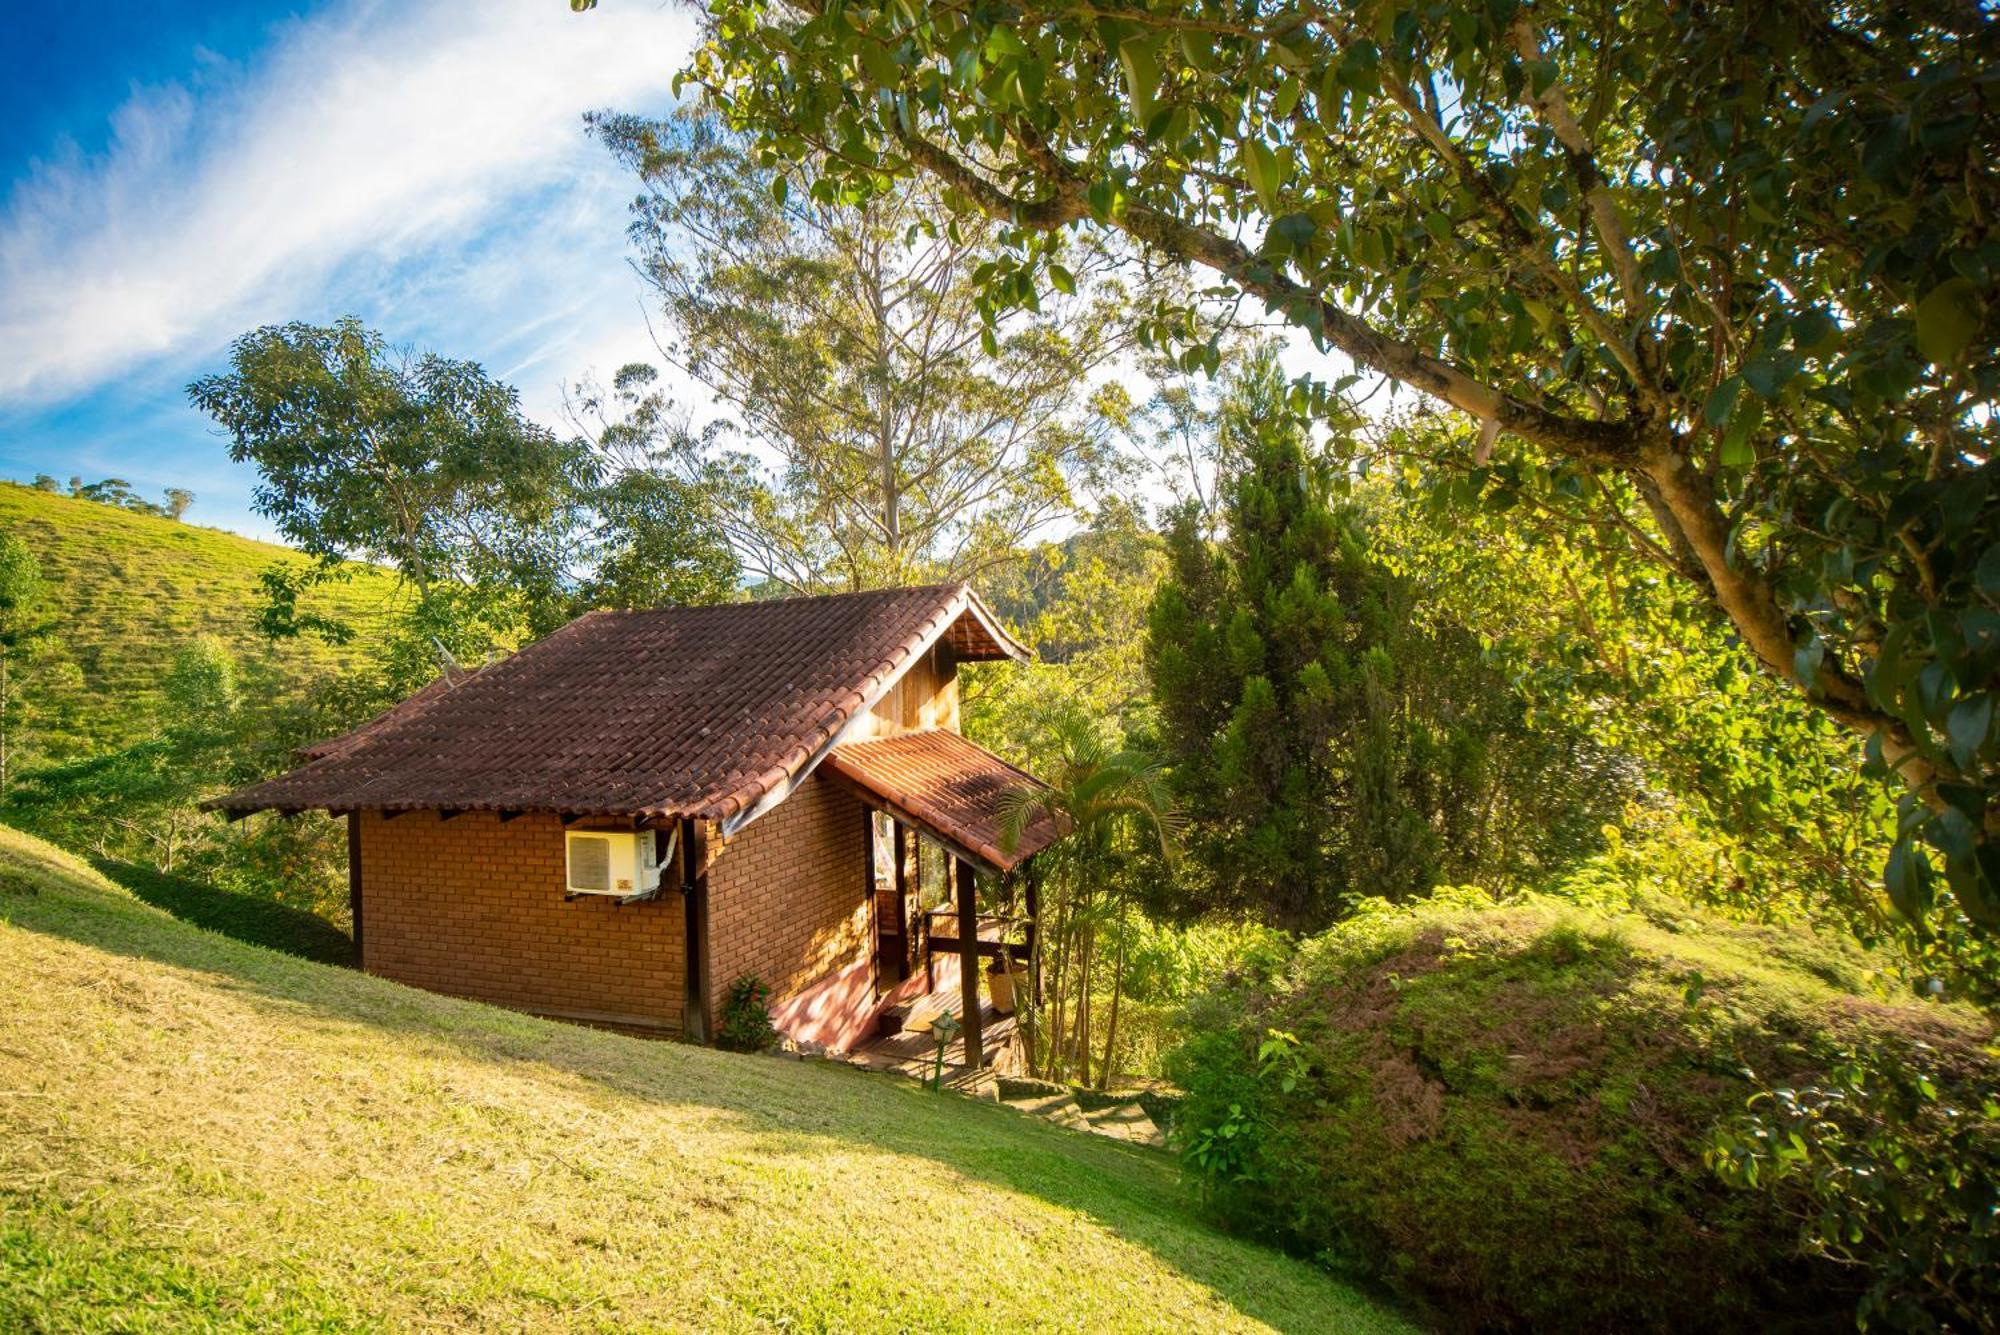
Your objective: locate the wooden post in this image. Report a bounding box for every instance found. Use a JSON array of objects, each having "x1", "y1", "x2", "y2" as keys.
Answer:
[
  {"x1": 861, "y1": 807, "x2": 877, "y2": 991},
  {"x1": 682, "y1": 818, "x2": 712, "y2": 1044},
  {"x1": 892, "y1": 822, "x2": 910, "y2": 980},
  {"x1": 957, "y1": 857, "x2": 982, "y2": 1071},
  {"x1": 347, "y1": 812, "x2": 364, "y2": 965}
]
